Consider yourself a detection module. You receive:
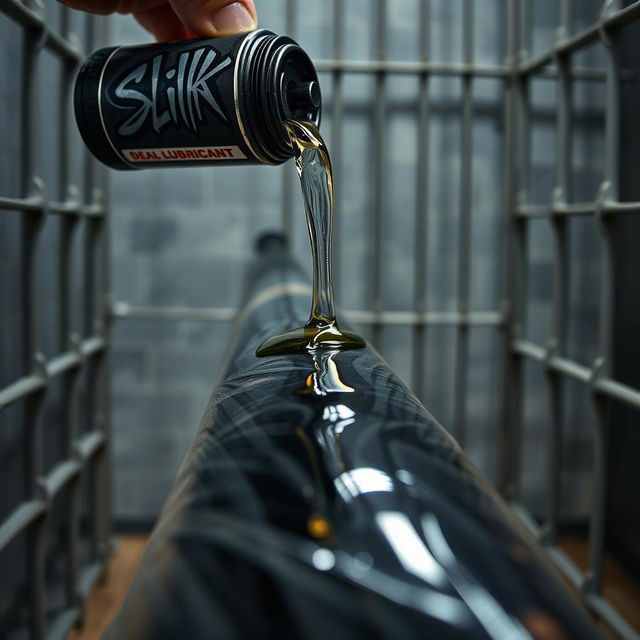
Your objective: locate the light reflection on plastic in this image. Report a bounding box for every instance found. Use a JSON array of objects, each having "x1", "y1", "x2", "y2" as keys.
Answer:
[
  {"x1": 421, "y1": 513, "x2": 530, "y2": 640},
  {"x1": 376, "y1": 511, "x2": 446, "y2": 587},
  {"x1": 301, "y1": 350, "x2": 355, "y2": 396},
  {"x1": 322, "y1": 404, "x2": 356, "y2": 434},
  {"x1": 334, "y1": 550, "x2": 468, "y2": 626},
  {"x1": 396, "y1": 469, "x2": 415, "y2": 485},
  {"x1": 312, "y1": 548, "x2": 336, "y2": 571},
  {"x1": 335, "y1": 468, "x2": 394, "y2": 501}
]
